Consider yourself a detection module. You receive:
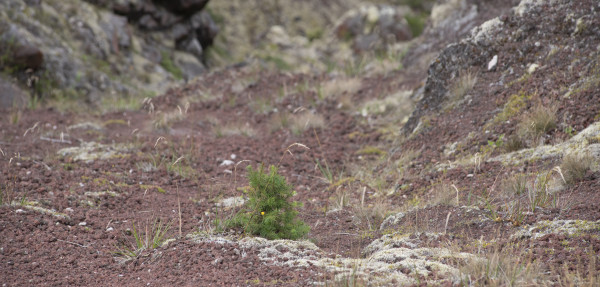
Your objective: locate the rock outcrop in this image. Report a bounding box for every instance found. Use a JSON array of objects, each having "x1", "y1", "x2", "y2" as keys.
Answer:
[
  {"x1": 403, "y1": 0, "x2": 599, "y2": 135},
  {"x1": 0, "y1": 0, "x2": 217, "y2": 109}
]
